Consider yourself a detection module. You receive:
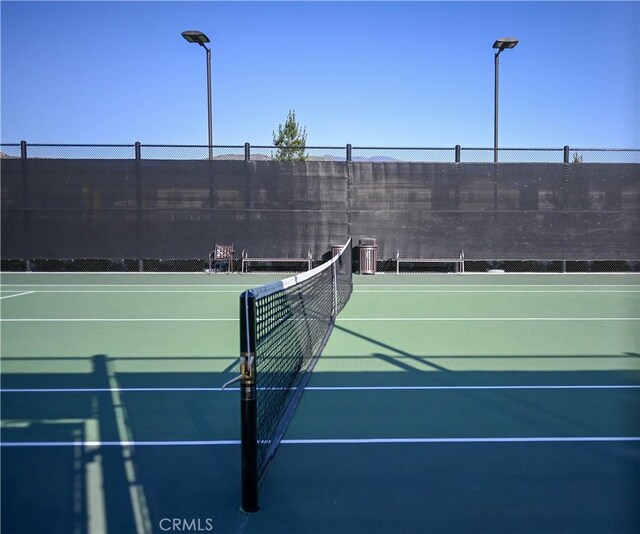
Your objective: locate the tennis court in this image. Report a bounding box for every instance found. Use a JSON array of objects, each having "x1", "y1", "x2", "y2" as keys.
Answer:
[{"x1": 2, "y1": 271, "x2": 639, "y2": 533}]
